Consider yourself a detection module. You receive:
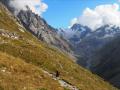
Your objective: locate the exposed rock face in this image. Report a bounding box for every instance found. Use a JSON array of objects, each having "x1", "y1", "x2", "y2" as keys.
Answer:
[
  {"x1": 0, "y1": 0, "x2": 79, "y2": 63},
  {"x1": 59, "y1": 24, "x2": 91, "y2": 43},
  {"x1": 0, "y1": 29, "x2": 20, "y2": 40},
  {"x1": 0, "y1": 0, "x2": 71, "y2": 53},
  {"x1": 17, "y1": 8, "x2": 71, "y2": 52},
  {"x1": 69, "y1": 24, "x2": 91, "y2": 45}
]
